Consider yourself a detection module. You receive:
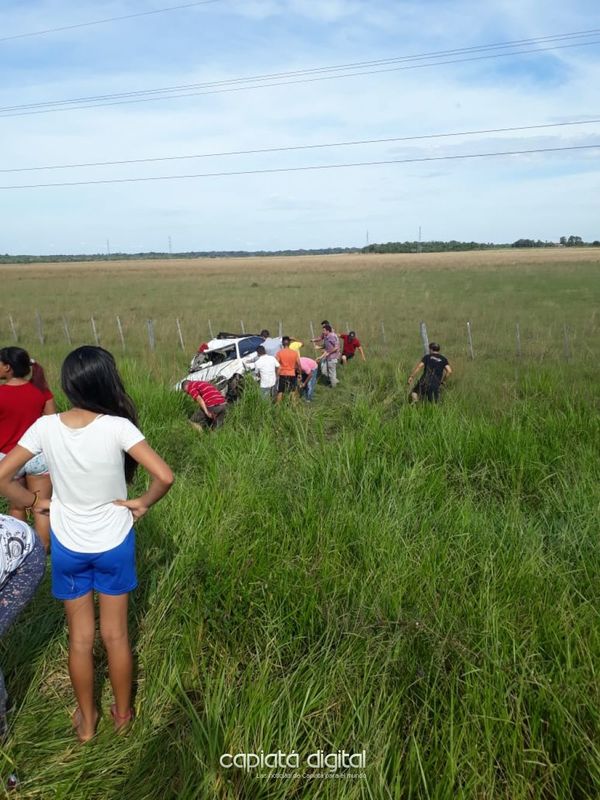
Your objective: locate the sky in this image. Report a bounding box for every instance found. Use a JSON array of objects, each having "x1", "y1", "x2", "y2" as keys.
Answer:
[{"x1": 0, "y1": 0, "x2": 599, "y2": 253}]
